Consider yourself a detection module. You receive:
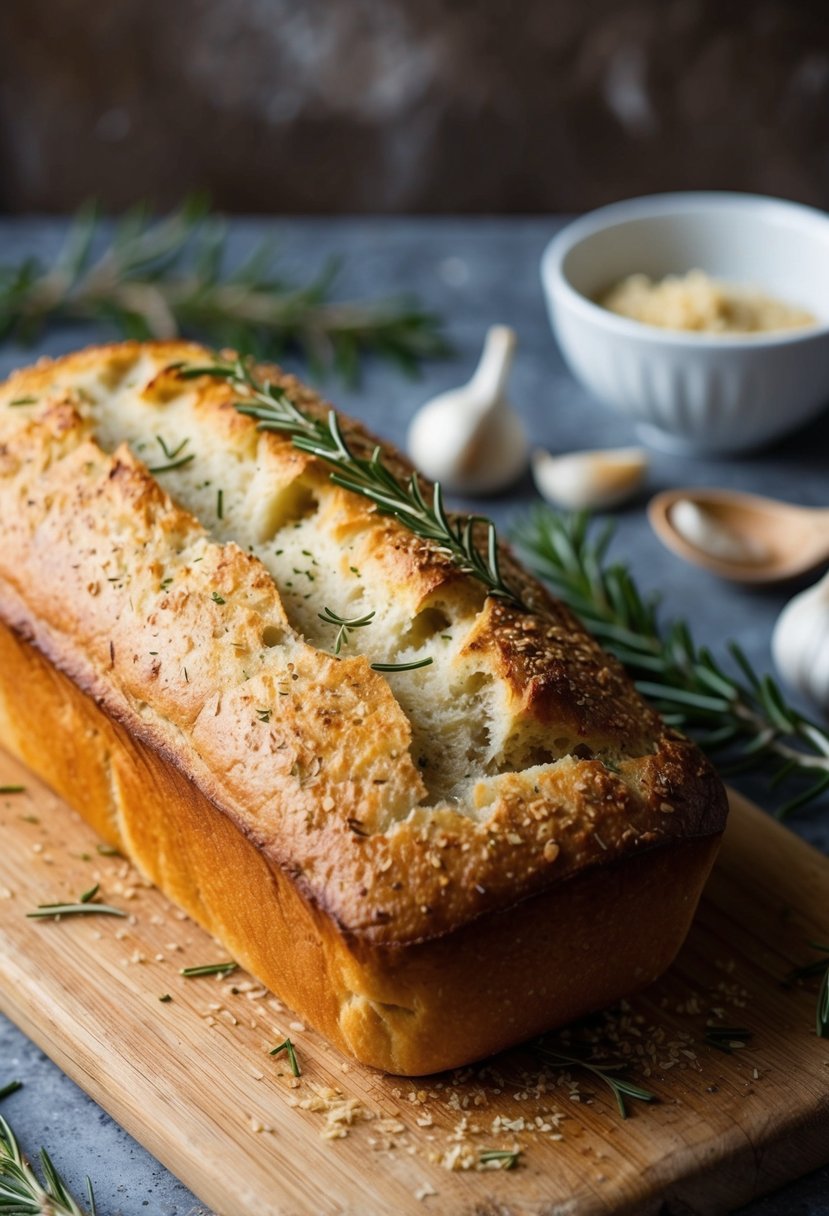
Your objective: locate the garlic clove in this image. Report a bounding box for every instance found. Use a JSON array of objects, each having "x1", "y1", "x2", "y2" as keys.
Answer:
[
  {"x1": 531, "y1": 446, "x2": 648, "y2": 512},
  {"x1": 406, "y1": 326, "x2": 528, "y2": 496},
  {"x1": 772, "y1": 570, "x2": 829, "y2": 715}
]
